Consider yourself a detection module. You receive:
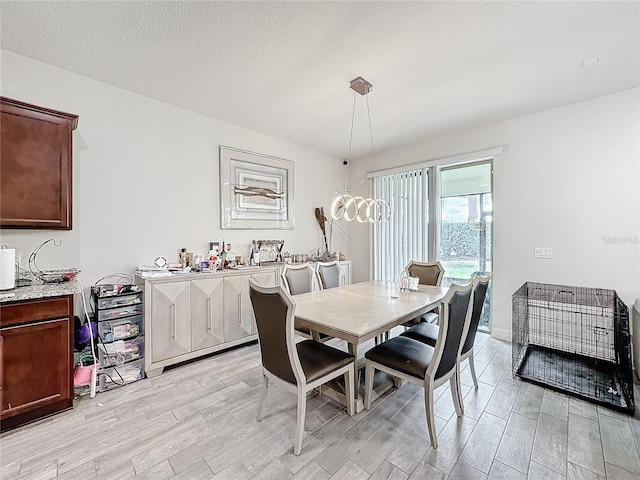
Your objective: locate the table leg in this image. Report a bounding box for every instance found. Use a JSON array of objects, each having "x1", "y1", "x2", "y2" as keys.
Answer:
[
  {"x1": 347, "y1": 342, "x2": 371, "y2": 413},
  {"x1": 347, "y1": 342, "x2": 359, "y2": 397}
]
